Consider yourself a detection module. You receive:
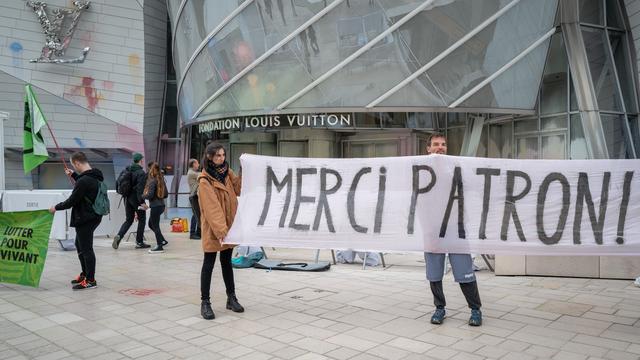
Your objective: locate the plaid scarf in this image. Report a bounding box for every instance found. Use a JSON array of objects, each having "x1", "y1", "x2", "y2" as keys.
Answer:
[{"x1": 206, "y1": 160, "x2": 228, "y2": 184}]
